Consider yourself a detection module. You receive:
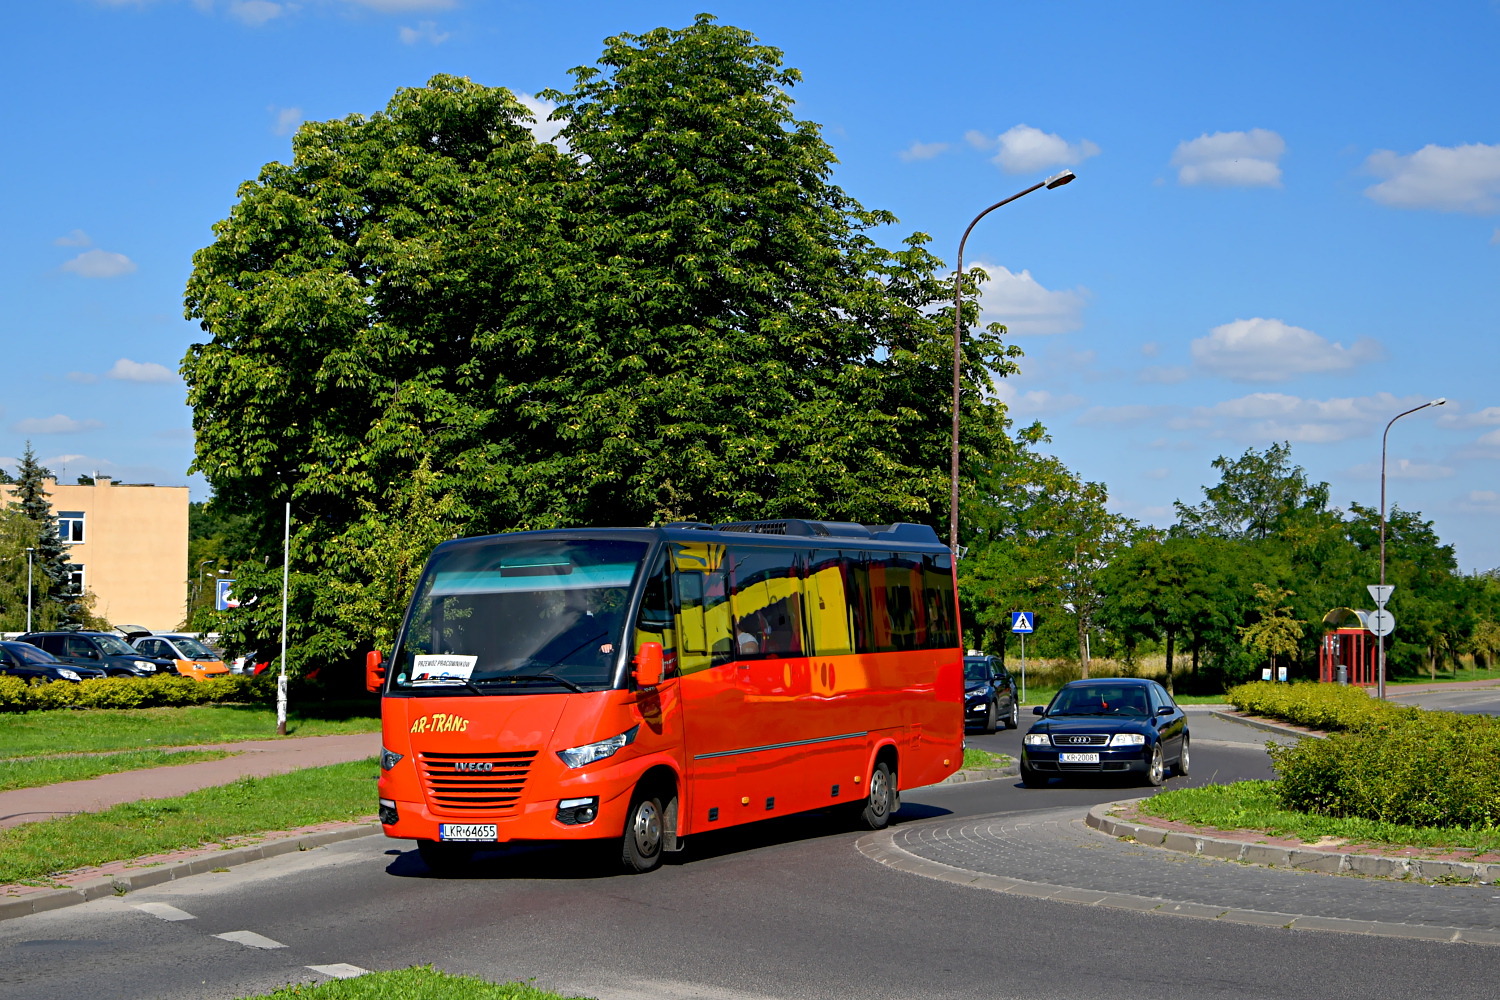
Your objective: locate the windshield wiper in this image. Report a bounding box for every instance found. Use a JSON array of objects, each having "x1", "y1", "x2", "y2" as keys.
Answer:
[{"x1": 473, "y1": 673, "x2": 587, "y2": 694}]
